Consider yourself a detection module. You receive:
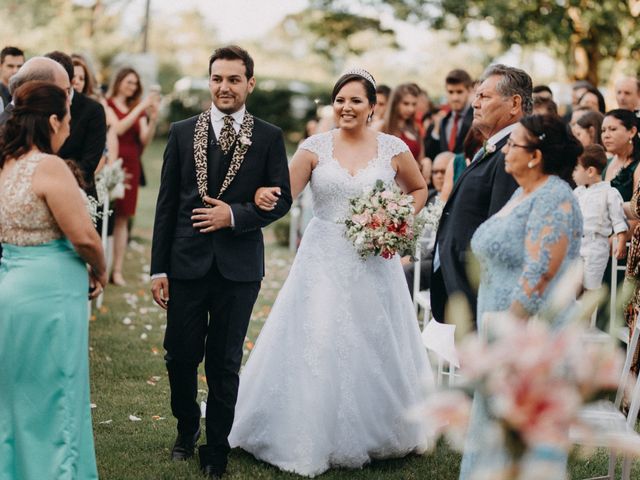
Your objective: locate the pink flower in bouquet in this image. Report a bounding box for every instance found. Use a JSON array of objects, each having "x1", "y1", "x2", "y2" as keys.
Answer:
[
  {"x1": 351, "y1": 212, "x2": 371, "y2": 226},
  {"x1": 387, "y1": 201, "x2": 399, "y2": 213},
  {"x1": 380, "y1": 190, "x2": 394, "y2": 200},
  {"x1": 370, "y1": 213, "x2": 385, "y2": 227}
]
